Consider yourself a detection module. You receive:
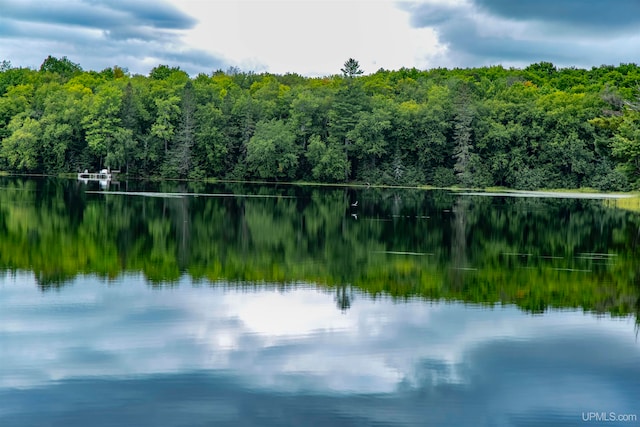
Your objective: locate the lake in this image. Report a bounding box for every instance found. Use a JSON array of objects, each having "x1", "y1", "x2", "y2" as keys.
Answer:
[{"x1": 1, "y1": 177, "x2": 639, "y2": 426}]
